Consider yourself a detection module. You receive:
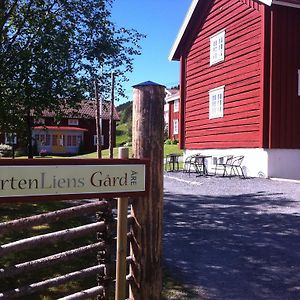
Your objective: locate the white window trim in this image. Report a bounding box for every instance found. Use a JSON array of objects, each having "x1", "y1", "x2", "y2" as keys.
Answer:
[
  {"x1": 174, "y1": 99, "x2": 179, "y2": 112},
  {"x1": 298, "y1": 69, "x2": 300, "y2": 96},
  {"x1": 210, "y1": 30, "x2": 225, "y2": 66},
  {"x1": 173, "y1": 119, "x2": 179, "y2": 135},
  {"x1": 5, "y1": 133, "x2": 17, "y2": 145},
  {"x1": 209, "y1": 85, "x2": 225, "y2": 119},
  {"x1": 68, "y1": 118, "x2": 79, "y2": 126},
  {"x1": 94, "y1": 135, "x2": 104, "y2": 146},
  {"x1": 164, "y1": 112, "x2": 169, "y2": 124}
]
